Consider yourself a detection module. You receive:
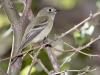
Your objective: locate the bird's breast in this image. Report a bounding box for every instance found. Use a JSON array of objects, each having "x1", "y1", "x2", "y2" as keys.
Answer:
[{"x1": 32, "y1": 22, "x2": 53, "y2": 43}]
